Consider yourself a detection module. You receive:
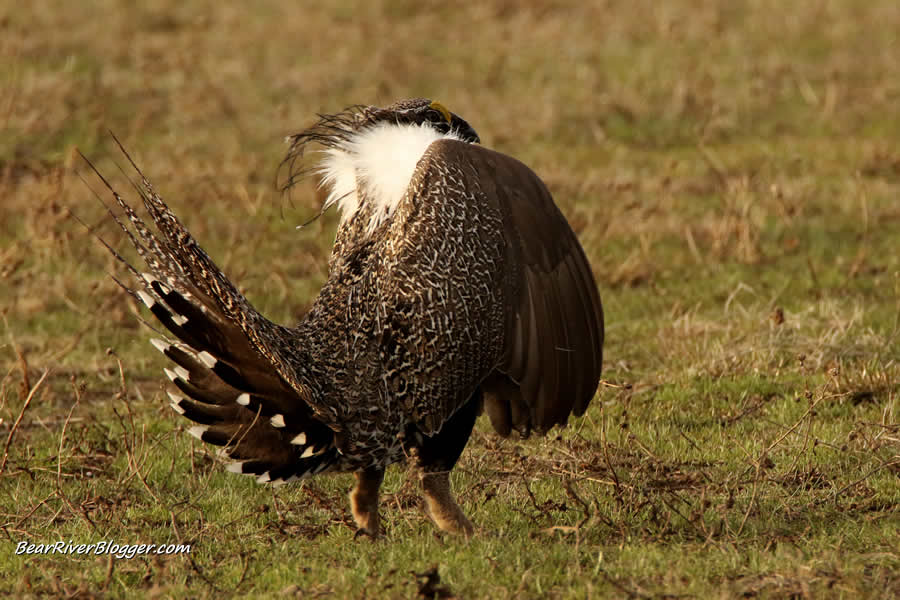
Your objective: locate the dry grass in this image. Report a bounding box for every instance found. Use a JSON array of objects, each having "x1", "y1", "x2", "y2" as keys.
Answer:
[{"x1": 2, "y1": 0, "x2": 899, "y2": 598}]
